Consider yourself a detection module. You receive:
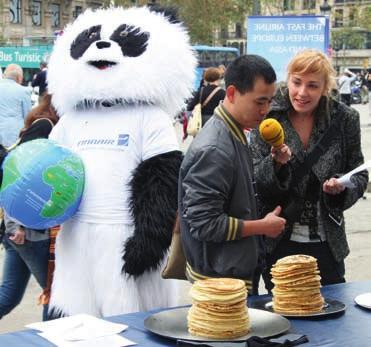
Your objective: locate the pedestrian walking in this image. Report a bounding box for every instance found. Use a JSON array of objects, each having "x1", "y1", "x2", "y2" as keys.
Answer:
[
  {"x1": 31, "y1": 61, "x2": 48, "y2": 103},
  {"x1": 338, "y1": 68, "x2": 357, "y2": 106},
  {"x1": 0, "y1": 94, "x2": 58, "y2": 321},
  {"x1": 0, "y1": 64, "x2": 31, "y2": 147}
]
